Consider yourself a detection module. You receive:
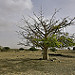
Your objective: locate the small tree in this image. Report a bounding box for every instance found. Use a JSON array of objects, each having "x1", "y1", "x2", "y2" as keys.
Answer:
[
  {"x1": 50, "y1": 48, "x2": 57, "y2": 52},
  {"x1": 18, "y1": 9, "x2": 75, "y2": 60},
  {"x1": 19, "y1": 48, "x2": 24, "y2": 50},
  {"x1": 29, "y1": 46, "x2": 38, "y2": 51},
  {"x1": 3, "y1": 47, "x2": 10, "y2": 50},
  {"x1": 73, "y1": 47, "x2": 75, "y2": 50},
  {"x1": 1, "y1": 47, "x2": 10, "y2": 52}
]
